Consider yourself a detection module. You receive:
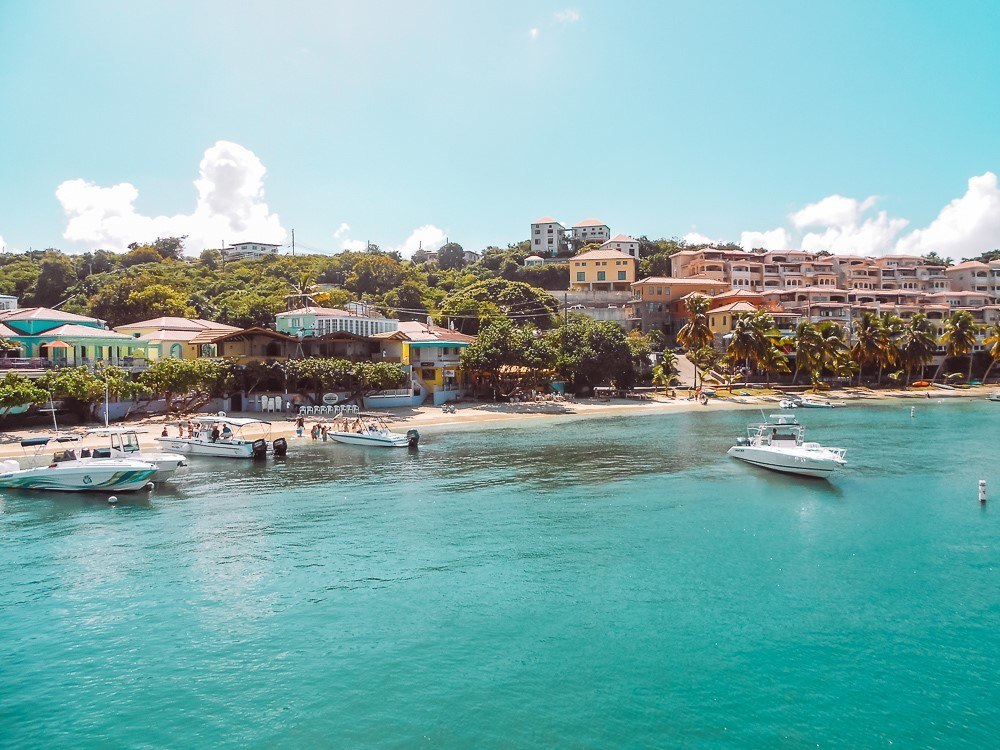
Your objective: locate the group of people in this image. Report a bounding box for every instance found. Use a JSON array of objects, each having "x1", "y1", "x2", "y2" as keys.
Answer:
[
  {"x1": 295, "y1": 415, "x2": 332, "y2": 441},
  {"x1": 159, "y1": 421, "x2": 233, "y2": 441}
]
